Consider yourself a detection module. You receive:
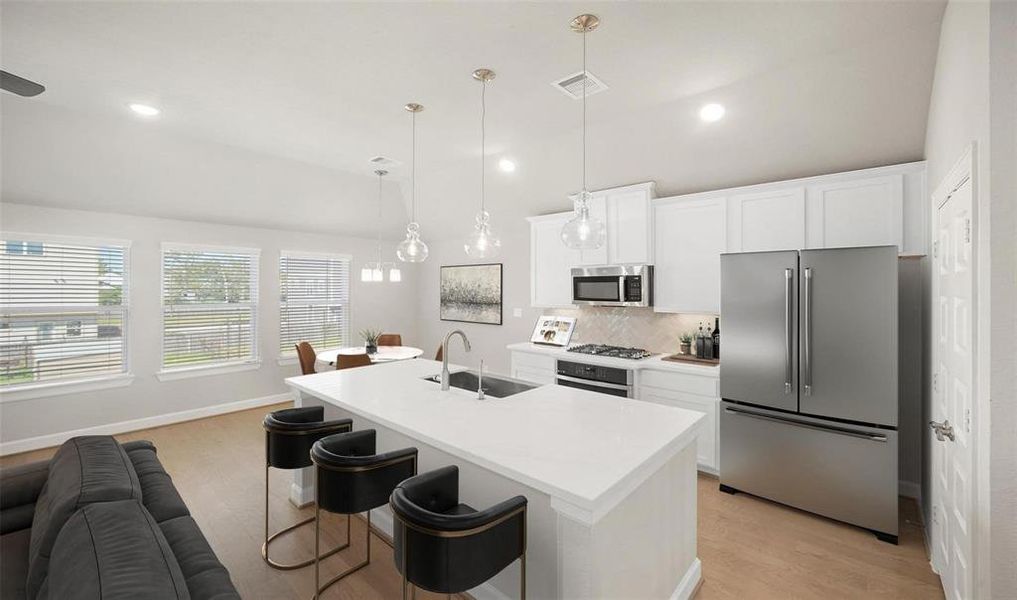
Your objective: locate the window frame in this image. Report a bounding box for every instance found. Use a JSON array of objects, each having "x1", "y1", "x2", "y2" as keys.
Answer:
[
  {"x1": 0, "y1": 232, "x2": 133, "y2": 401},
  {"x1": 278, "y1": 250, "x2": 352, "y2": 363},
  {"x1": 157, "y1": 242, "x2": 261, "y2": 380}
]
